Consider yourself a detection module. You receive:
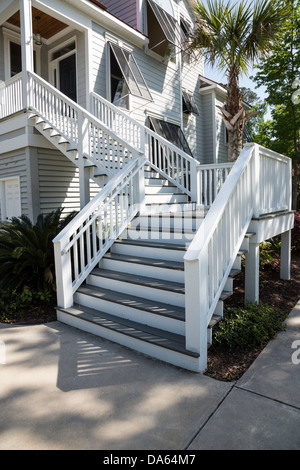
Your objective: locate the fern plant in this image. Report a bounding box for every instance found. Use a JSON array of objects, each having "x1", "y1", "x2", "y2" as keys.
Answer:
[{"x1": 0, "y1": 209, "x2": 76, "y2": 292}]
